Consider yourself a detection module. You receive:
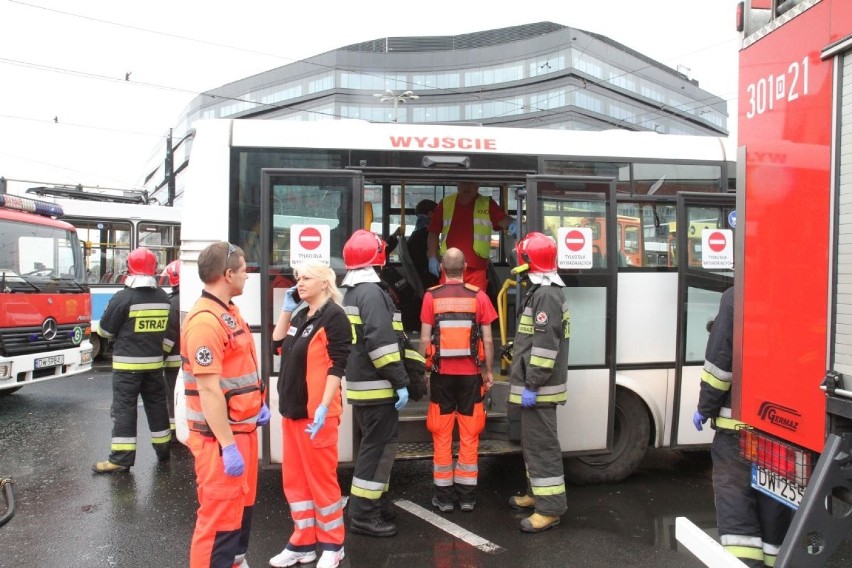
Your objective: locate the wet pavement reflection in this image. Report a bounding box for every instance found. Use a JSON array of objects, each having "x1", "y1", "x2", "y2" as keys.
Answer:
[{"x1": 1, "y1": 368, "x2": 850, "y2": 567}]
